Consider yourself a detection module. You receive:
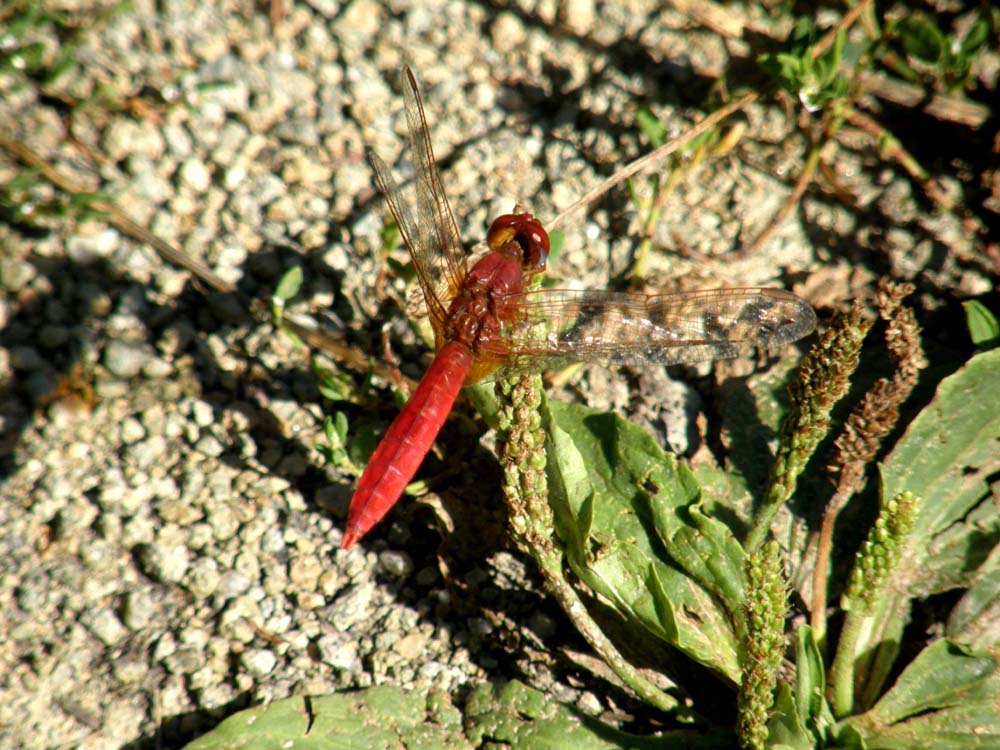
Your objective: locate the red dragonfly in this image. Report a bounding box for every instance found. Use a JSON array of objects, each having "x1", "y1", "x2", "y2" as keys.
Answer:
[{"x1": 341, "y1": 67, "x2": 816, "y2": 550}]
